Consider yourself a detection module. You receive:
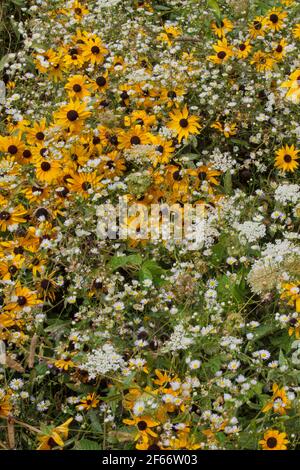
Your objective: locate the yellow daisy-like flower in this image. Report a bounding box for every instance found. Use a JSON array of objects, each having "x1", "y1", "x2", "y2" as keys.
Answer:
[
  {"x1": 25, "y1": 118, "x2": 47, "y2": 146},
  {"x1": 0, "y1": 205, "x2": 27, "y2": 232},
  {"x1": 207, "y1": 38, "x2": 234, "y2": 64},
  {"x1": 259, "y1": 429, "x2": 288, "y2": 450},
  {"x1": 272, "y1": 38, "x2": 288, "y2": 61},
  {"x1": 76, "y1": 393, "x2": 100, "y2": 411},
  {"x1": 82, "y1": 36, "x2": 108, "y2": 65},
  {"x1": 211, "y1": 18, "x2": 234, "y2": 38},
  {"x1": 123, "y1": 415, "x2": 159, "y2": 442},
  {"x1": 281, "y1": 69, "x2": 300, "y2": 104},
  {"x1": 71, "y1": 1, "x2": 89, "y2": 19},
  {"x1": 266, "y1": 8, "x2": 287, "y2": 32},
  {"x1": 54, "y1": 100, "x2": 91, "y2": 132},
  {"x1": 118, "y1": 125, "x2": 151, "y2": 149},
  {"x1": 293, "y1": 24, "x2": 300, "y2": 39},
  {"x1": 281, "y1": 282, "x2": 300, "y2": 313},
  {"x1": 64, "y1": 74, "x2": 91, "y2": 99},
  {"x1": 211, "y1": 121, "x2": 237, "y2": 138},
  {"x1": 66, "y1": 171, "x2": 103, "y2": 198},
  {"x1": 5, "y1": 285, "x2": 41, "y2": 313},
  {"x1": 235, "y1": 40, "x2": 252, "y2": 59},
  {"x1": 167, "y1": 105, "x2": 201, "y2": 143},
  {"x1": 35, "y1": 159, "x2": 61, "y2": 183},
  {"x1": 249, "y1": 16, "x2": 268, "y2": 39},
  {"x1": 0, "y1": 135, "x2": 25, "y2": 159},
  {"x1": 37, "y1": 418, "x2": 73, "y2": 450},
  {"x1": 274, "y1": 144, "x2": 299, "y2": 172},
  {"x1": 250, "y1": 51, "x2": 275, "y2": 72},
  {"x1": 262, "y1": 383, "x2": 291, "y2": 415}
]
